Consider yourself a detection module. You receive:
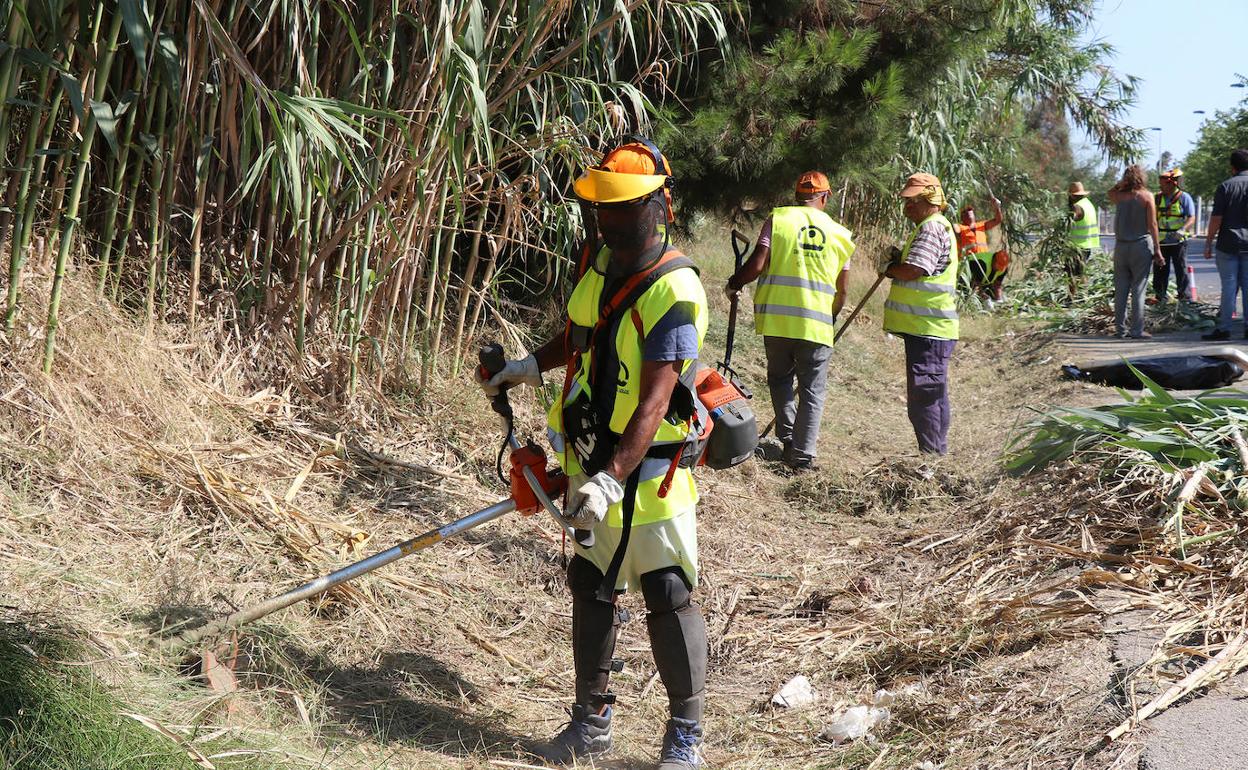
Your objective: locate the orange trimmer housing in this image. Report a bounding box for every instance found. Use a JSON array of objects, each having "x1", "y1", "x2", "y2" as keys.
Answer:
[{"x1": 508, "y1": 443, "x2": 567, "y2": 515}]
